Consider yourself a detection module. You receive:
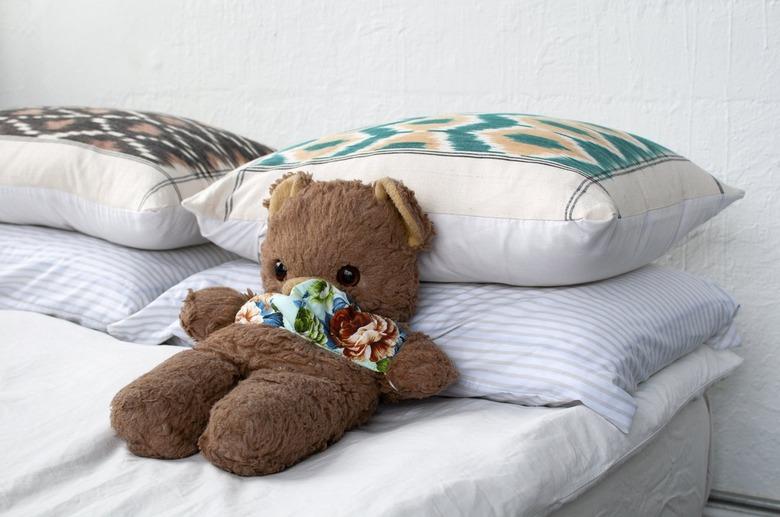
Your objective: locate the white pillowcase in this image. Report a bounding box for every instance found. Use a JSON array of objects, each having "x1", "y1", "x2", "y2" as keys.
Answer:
[
  {"x1": 182, "y1": 113, "x2": 743, "y2": 285},
  {"x1": 109, "y1": 260, "x2": 740, "y2": 433},
  {"x1": 0, "y1": 223, "x2": 237, "y2": 330}
]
